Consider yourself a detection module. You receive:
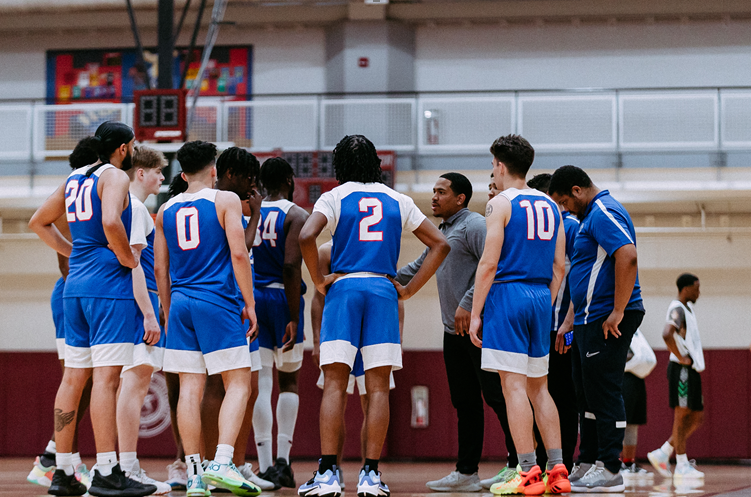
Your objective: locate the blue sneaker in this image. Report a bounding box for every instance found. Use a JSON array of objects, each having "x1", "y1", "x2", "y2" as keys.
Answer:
[
  {"x1": 357, "y1": 469, "x2": 390, "y2": 497},
  {"x1": 298, "y1": 466, "x2": 341, "y2": 497}
]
